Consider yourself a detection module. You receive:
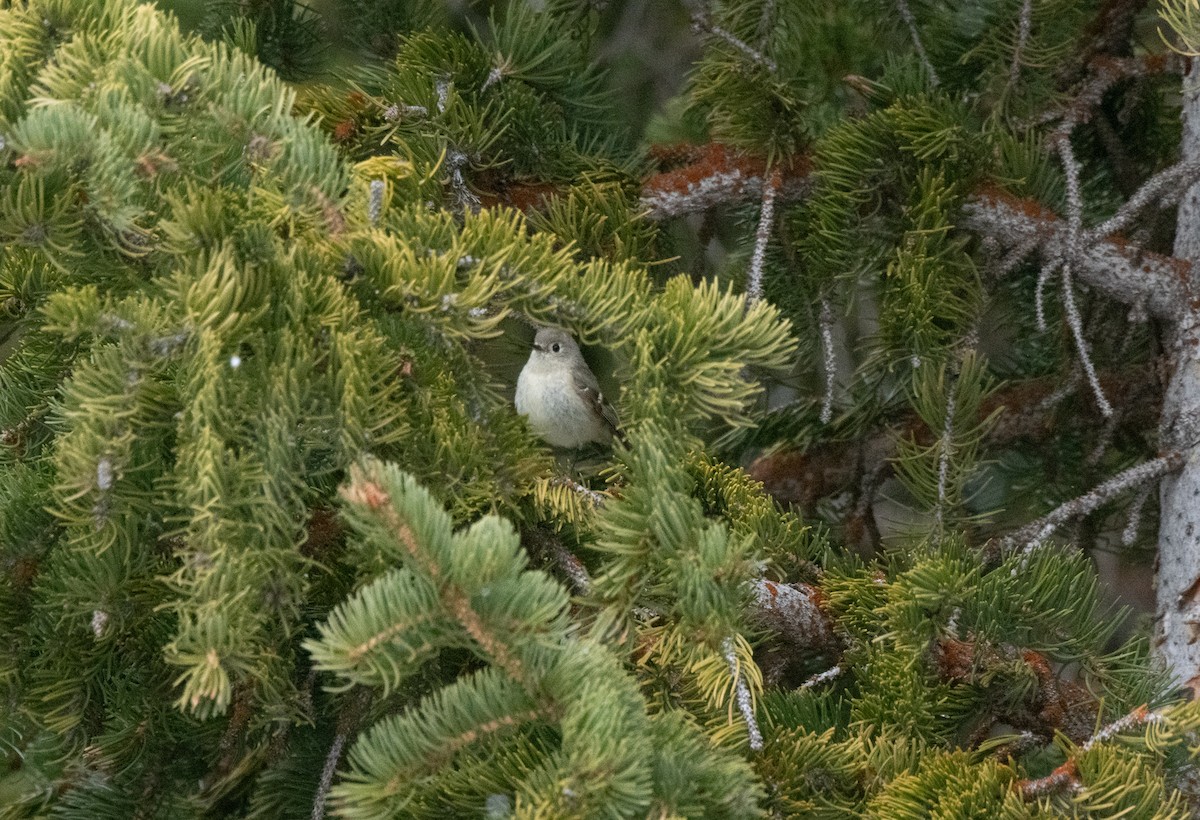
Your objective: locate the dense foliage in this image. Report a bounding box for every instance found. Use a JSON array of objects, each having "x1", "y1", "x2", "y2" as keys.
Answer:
[{"x1": 3, "y1": 0, "x2": 1200, "y2": 816}]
